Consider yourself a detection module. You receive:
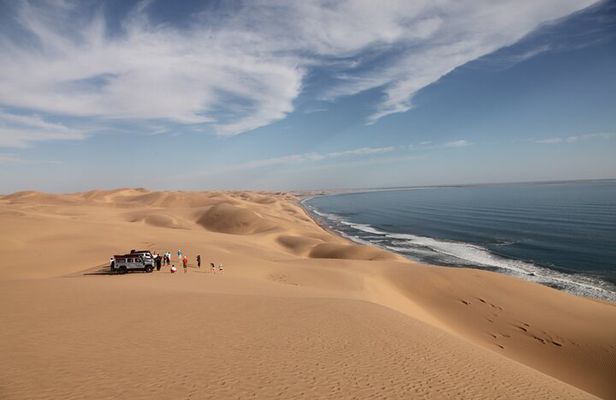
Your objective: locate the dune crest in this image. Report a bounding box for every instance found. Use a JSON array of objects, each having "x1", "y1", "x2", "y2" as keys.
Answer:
[
  {"x1": 309, "y1": 242, "x2": 398, "y2": 261},
  {"x1": 276, "y1": 234, "x2": 323, "y2": 255},
  {"x1": 125, "y1": 211, "x2": 187, "y2": 229},
  {"x1": 196, "y1": 202, "x2": 278, "y2": 234}
]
